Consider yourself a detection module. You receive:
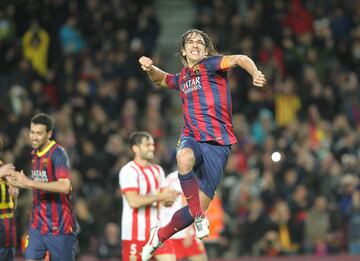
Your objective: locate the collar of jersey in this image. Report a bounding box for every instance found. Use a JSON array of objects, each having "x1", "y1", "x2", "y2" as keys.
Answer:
[
  {"x1": 186, "y1": 57, "x2": 205, "y2": 69},
  {"x1": 36, "y1": 140, "x2": 56, "y2": 157}
]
